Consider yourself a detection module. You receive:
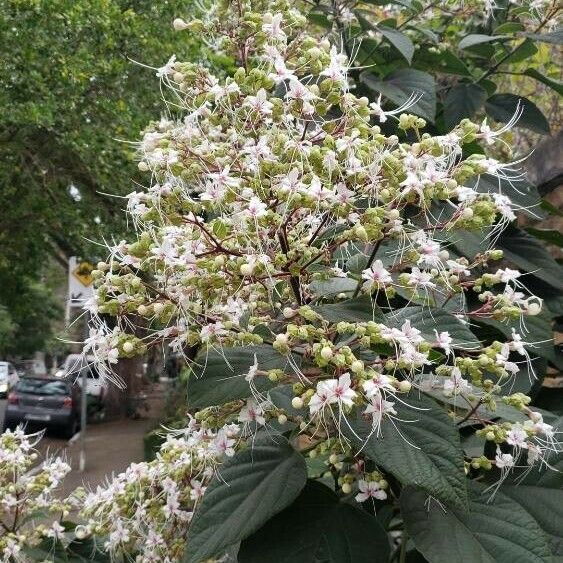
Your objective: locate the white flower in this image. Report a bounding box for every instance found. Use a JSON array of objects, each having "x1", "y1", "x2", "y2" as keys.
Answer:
[
  {"x1": 506, "y1": 424, "x2": 528, "y2": 449},
  {"x1": 262, "y1": 13, "x2": 285, "y2": 40},
  {"x1": 495, "y1": 449, "x2": 514, "y2": 469},
  {"x1": 244, "y1": 89, "x2": 273, "y2": 115},
  {"x1": 156, "y1": 54, "x2": 177, "y2": 78},
  {"x1": 495, "y1": 268, "x2": 521, "y2": 283},
  {"x1": 309, "y1": 373, "x2": 356, "y2": 414},
  {"x1": 238, "y1": 399, "x2": 266, "y2": 426},
  {"x1": 211, "y1": 429, "x2": 236, "y2": 457},
  {"x1": 46, "y1": 521, "x2": 66, "y2": 540},
  {"x1": 355, "y1": 479, "x2": 387, "y2": 502},
  {"x1": 434, "y1": 330, "x2": 453, "y2": 355},
  {"x1": 407, "y1": 267, "x2": 436, "y2": 289},
  {"x1": 362, "y1": 260, "x2": 392, "y2": 289},
  {"x1": 199, "y1": 322, "x2": 226, "y2": 342},
  {"x1": 443, "y1": 368, "x2": 471, "y2": 397},
  {"x1": 362, "y1": 374, "x2": 394, "y2": 397}
]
